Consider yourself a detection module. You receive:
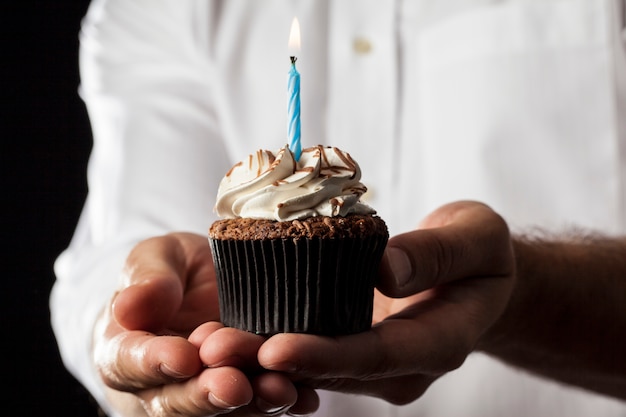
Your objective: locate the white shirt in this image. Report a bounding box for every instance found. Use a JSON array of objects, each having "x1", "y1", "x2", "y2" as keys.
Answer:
[{"x1": 51, "y1": 0, "x2": 626, "y2": 416}]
